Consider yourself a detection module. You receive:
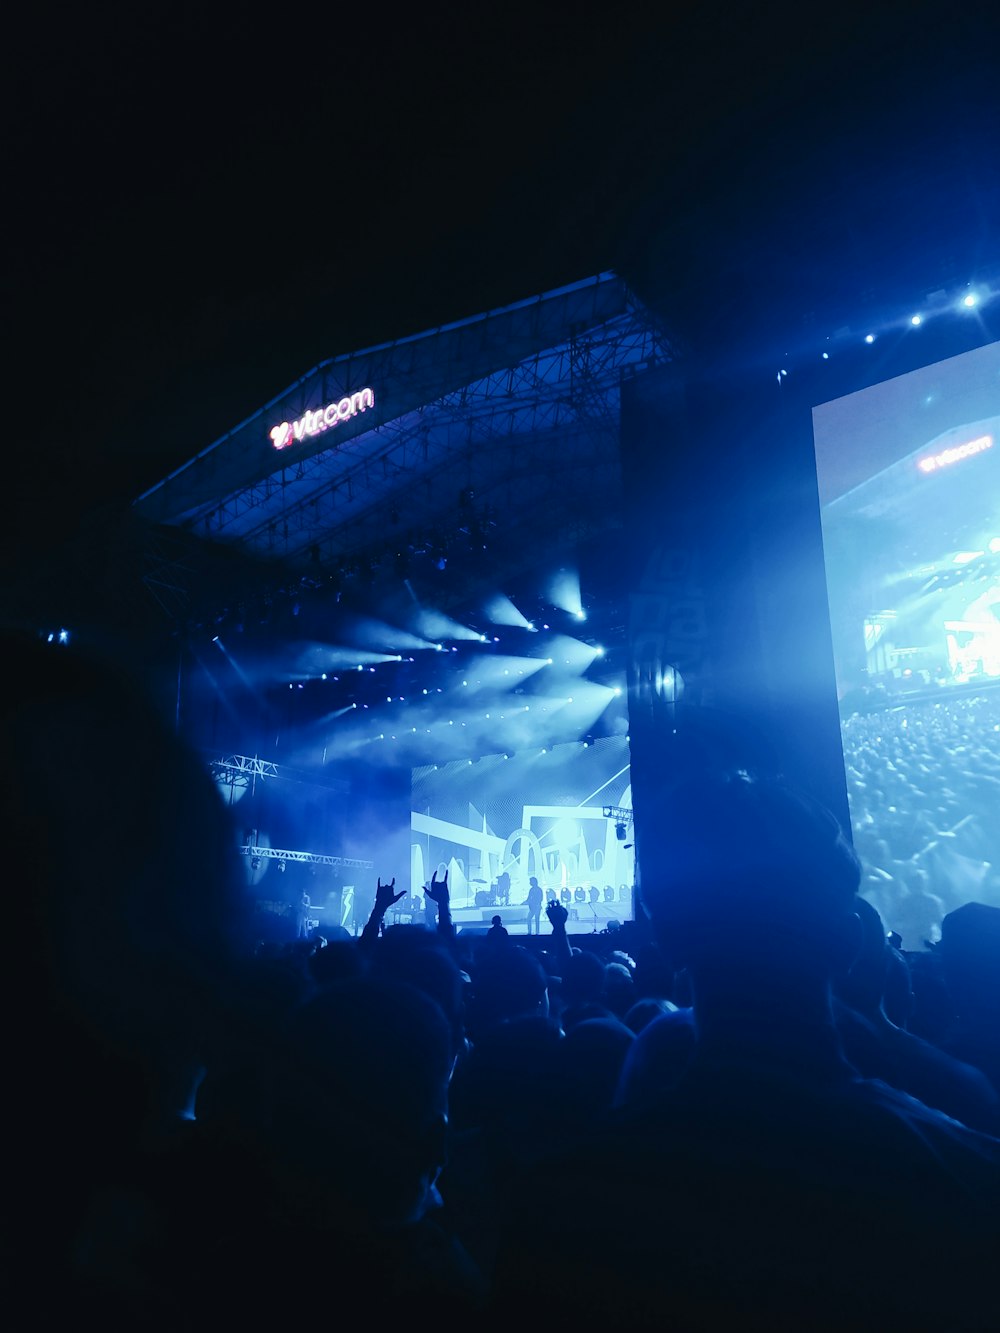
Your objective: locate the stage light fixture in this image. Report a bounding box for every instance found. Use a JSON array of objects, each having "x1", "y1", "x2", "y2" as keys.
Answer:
[
  {"x1": 865, "y1": 334, "x2": 875, "y2": 344},
  {"x1": 911, "y1": 314, "x2": 922, "y2": 326},
  {"x1": 963, "y1": 292, "x2": 978, "y2": 308}
]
